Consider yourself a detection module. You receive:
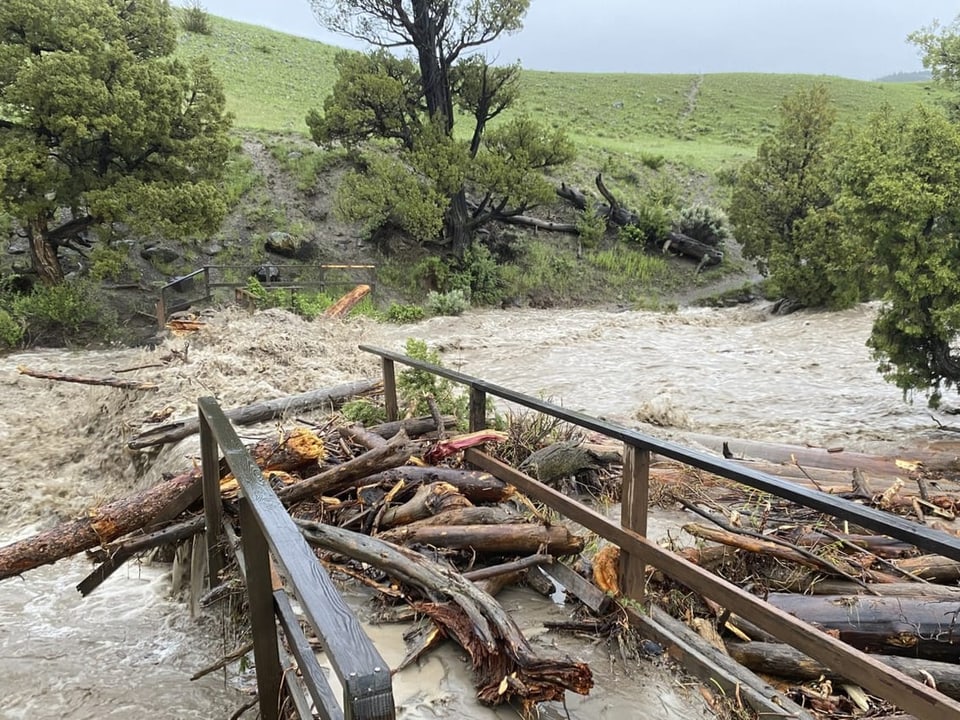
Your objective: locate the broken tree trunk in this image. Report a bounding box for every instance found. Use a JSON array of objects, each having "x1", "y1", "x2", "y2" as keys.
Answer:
[
  {"x1": 765, "y1": 593, "x2": 960, "y2": 661},
  {"x1": 376, "y1": 523, "x2": 584, "y2": 556},
  {"x1": 18, "y1": 365, "x2": 158, "y2": 391},
  {"x1": 378, "y1": 482, "x2": 474, "y2": 528},
  {"x1": 278, "y1": 431, "x2": 416, "y2": 504},
  {"x1": 324, "y1": 284, "x2": 371, "y2": 319},
  {"x1": 128, "y1": 379, "x2": 380, "y2": 449},
  {"x1": 0, "y1": 470, "x2": 201, "y2": 581},
  {"x1": 297, "y1": 521, "x2": 593, "y2": 710},
  {"x1": 661, "y1": 231, "x2": 723, "y2": 269},
  {"x1": 728, "y1": 641, "x2": 960, "y2": 701},
  {"x1": 361, "y1": 466, "x2": 515, "y2": 504}
]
